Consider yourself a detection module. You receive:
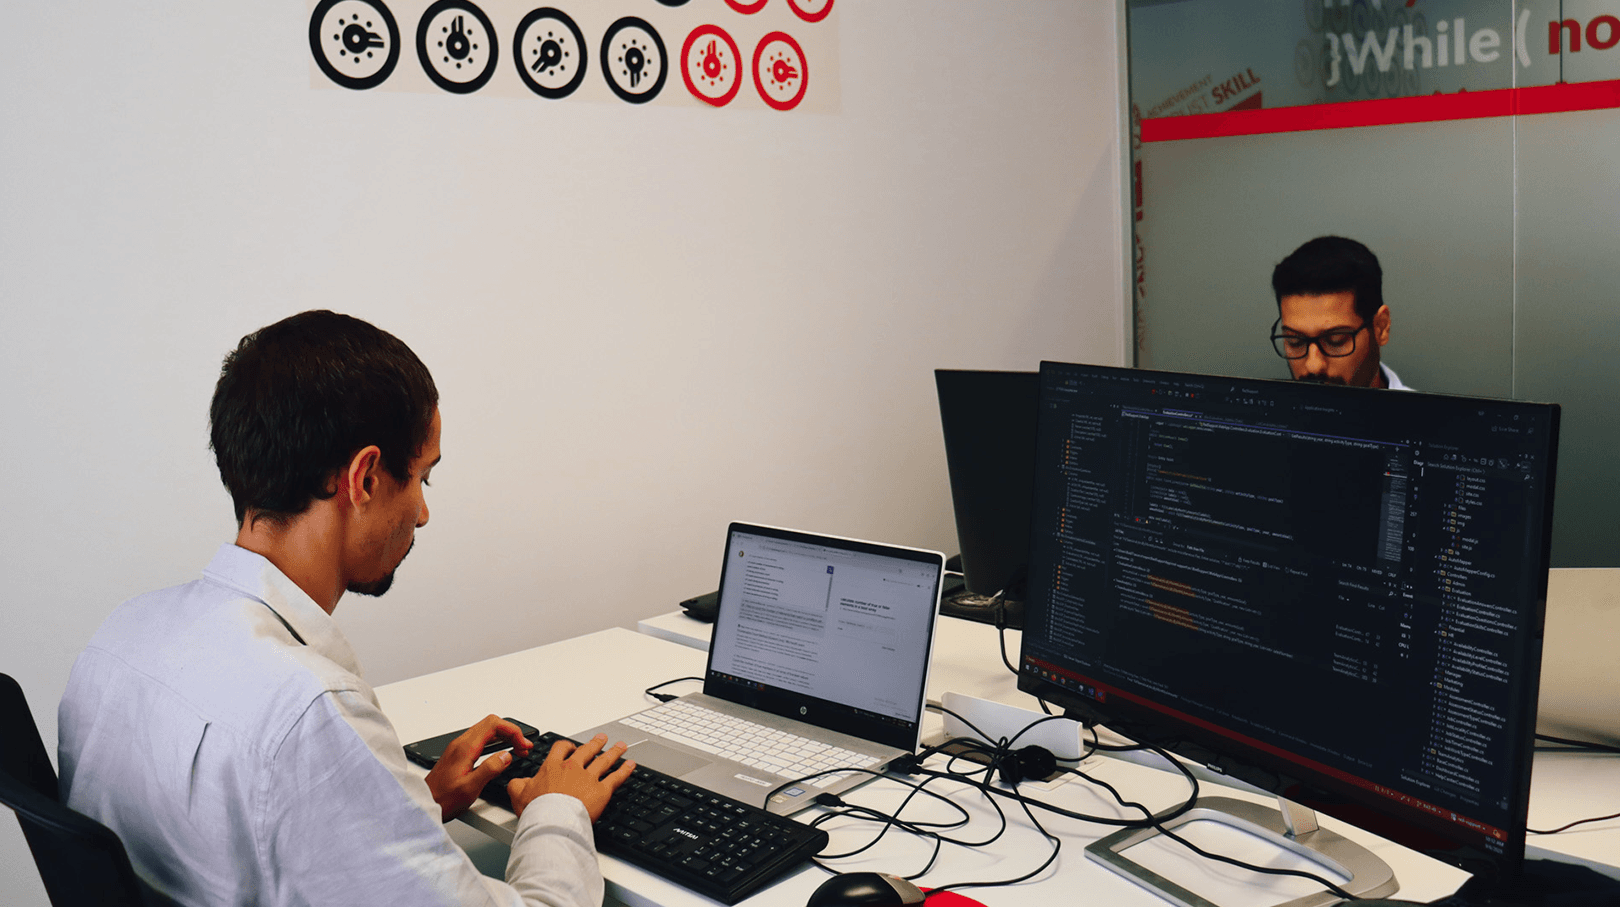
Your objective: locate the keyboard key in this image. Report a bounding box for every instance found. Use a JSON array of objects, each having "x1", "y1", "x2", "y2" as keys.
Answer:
[{"x1": 620, "y1": 702, "x2": 879, "y2": 782}]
